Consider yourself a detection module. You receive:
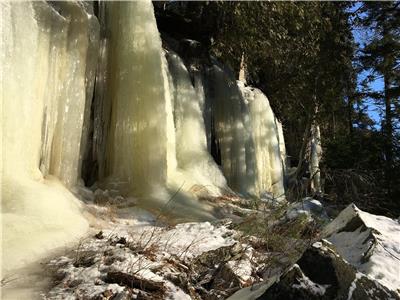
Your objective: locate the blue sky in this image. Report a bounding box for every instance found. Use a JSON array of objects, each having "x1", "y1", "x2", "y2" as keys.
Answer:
[{"x1": 351, "y1": 3, "x2": 383, "y2": 128}]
